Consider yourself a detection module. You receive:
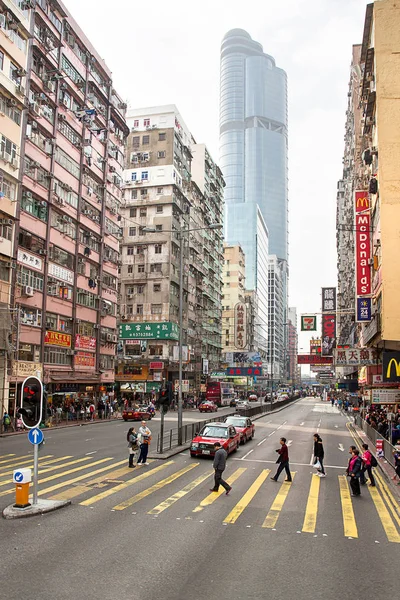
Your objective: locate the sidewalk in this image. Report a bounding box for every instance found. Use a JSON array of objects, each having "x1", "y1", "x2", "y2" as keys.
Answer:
[
  {"x1": 0, "y1": 416, "x2": 122, "y2": 438},
  {"x1": 348, "y1": 419, "x2": 400, "y2": 505}
]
